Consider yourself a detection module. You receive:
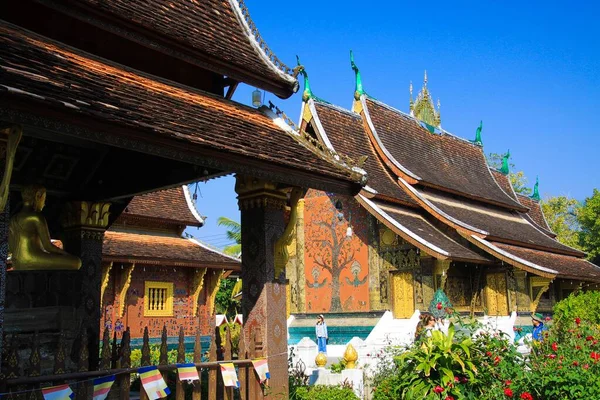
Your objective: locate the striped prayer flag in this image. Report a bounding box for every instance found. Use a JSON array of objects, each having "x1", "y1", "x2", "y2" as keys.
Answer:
[
  {"x1": 176, "y1": 363, "x2": 199, "y2": 382},
  {"x1": 41, "y1": 384, "x2": 74, "y2": 400},
  {"x1": 92, "y1": 375, "x2": 116, "y2": 400},
  {"x1": 251, "y1": 358, "x2": 271, "y2": 383},
  {"x1": 220, "y1": 363, "x2": 240, "y2": 388},
  {"x1": 139, "y1": 366, "x2": 171, "y2": 400}
]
